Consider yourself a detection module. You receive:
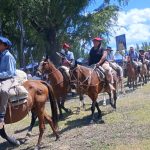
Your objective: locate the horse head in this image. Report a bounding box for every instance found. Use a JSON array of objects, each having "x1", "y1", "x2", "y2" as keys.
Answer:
[{"x1": 38, "y1": 57, "x2": 55, "y2": 74}]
